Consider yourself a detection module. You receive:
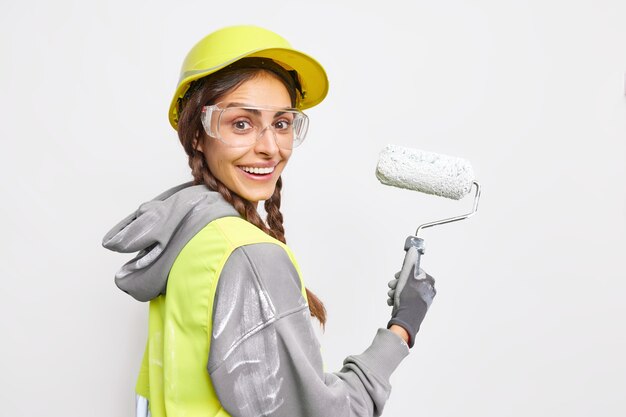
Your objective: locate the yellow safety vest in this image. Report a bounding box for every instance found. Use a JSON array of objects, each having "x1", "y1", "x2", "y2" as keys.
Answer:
[{"x1": 135, "y1": 216, "x2": 308, "y2": 417}]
